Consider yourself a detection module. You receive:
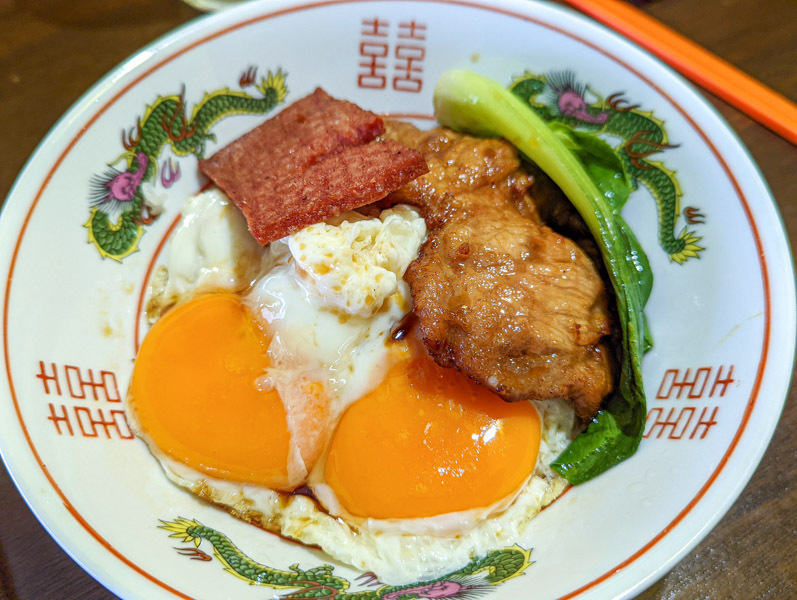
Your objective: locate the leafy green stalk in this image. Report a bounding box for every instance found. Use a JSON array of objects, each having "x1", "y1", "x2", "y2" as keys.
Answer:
[{"x1": 434, "y1": 70, "x2": 652, "y2": 484}]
